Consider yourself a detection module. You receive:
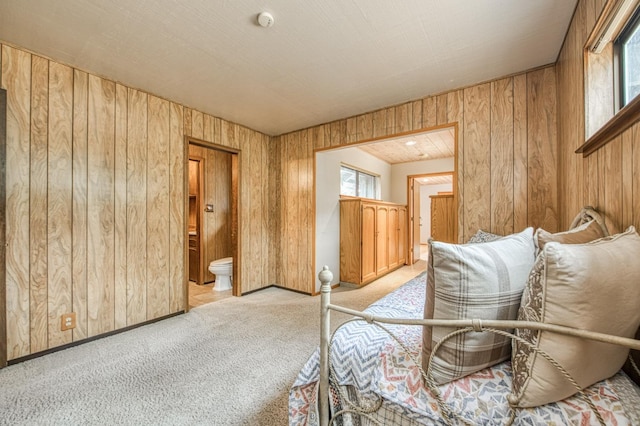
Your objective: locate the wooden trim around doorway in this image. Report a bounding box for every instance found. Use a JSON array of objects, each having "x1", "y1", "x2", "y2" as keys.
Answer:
[
  {"x1": 185, "y1": 137, "x2": 241, "y2": 309},
  {"x1": 1, "y1": 89, "x2": 7, "y2": 368}
]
